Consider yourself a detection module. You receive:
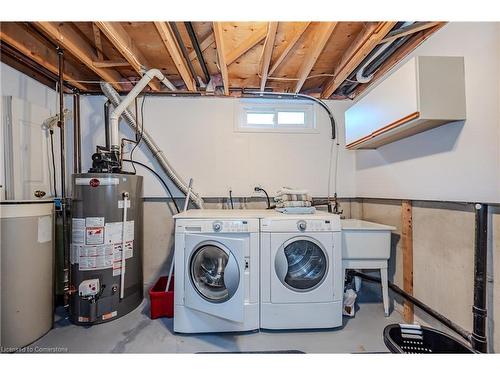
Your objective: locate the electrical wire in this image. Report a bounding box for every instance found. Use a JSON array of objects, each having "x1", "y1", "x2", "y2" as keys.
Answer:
[
  {"x1": 123, "y1": 159, "x2": 180, "y2": 214},
  {"x1": 129, "y1": 94, "x2": 147, "y2": 173}
]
